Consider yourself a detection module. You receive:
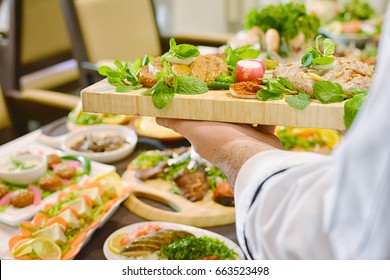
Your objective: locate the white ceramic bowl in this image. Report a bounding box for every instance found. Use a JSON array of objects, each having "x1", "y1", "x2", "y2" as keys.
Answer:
[
  {"x1": 62, "y1": 124, "x2": 138, "y2": 163},
  {"x1": 0, "y1": 154, "x2": 47, "y2": 185}
]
